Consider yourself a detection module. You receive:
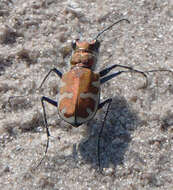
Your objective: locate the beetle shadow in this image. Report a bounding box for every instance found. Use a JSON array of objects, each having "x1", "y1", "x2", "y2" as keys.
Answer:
[{"x1": 75, "y1": 95, "x2": 141, "y2": 170}]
